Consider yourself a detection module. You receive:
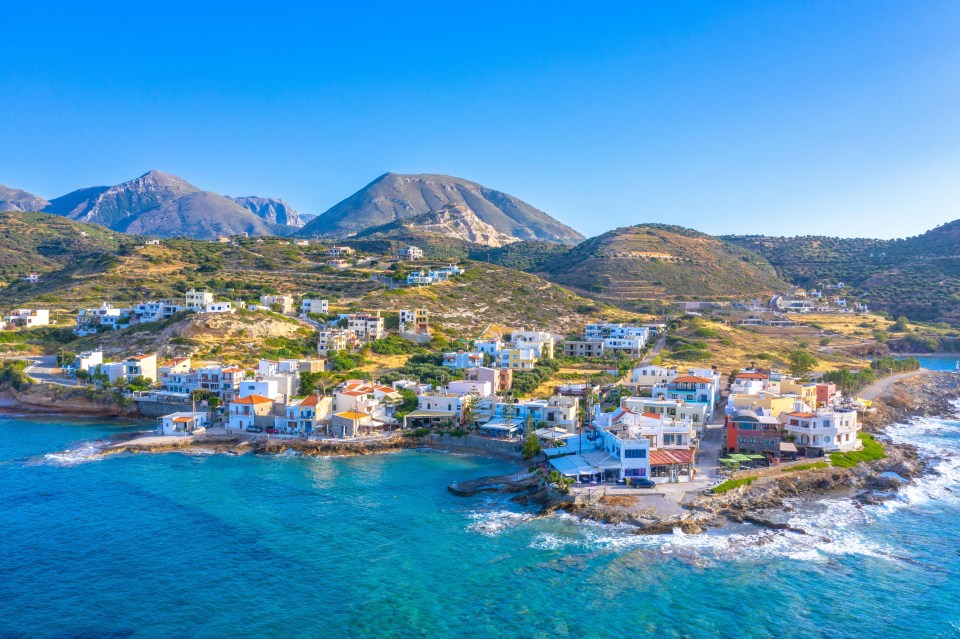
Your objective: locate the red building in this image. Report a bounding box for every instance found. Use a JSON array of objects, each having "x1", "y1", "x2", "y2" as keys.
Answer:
[{"x1": 724, "y1": 410, "x2": 783, "y2": 456}]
